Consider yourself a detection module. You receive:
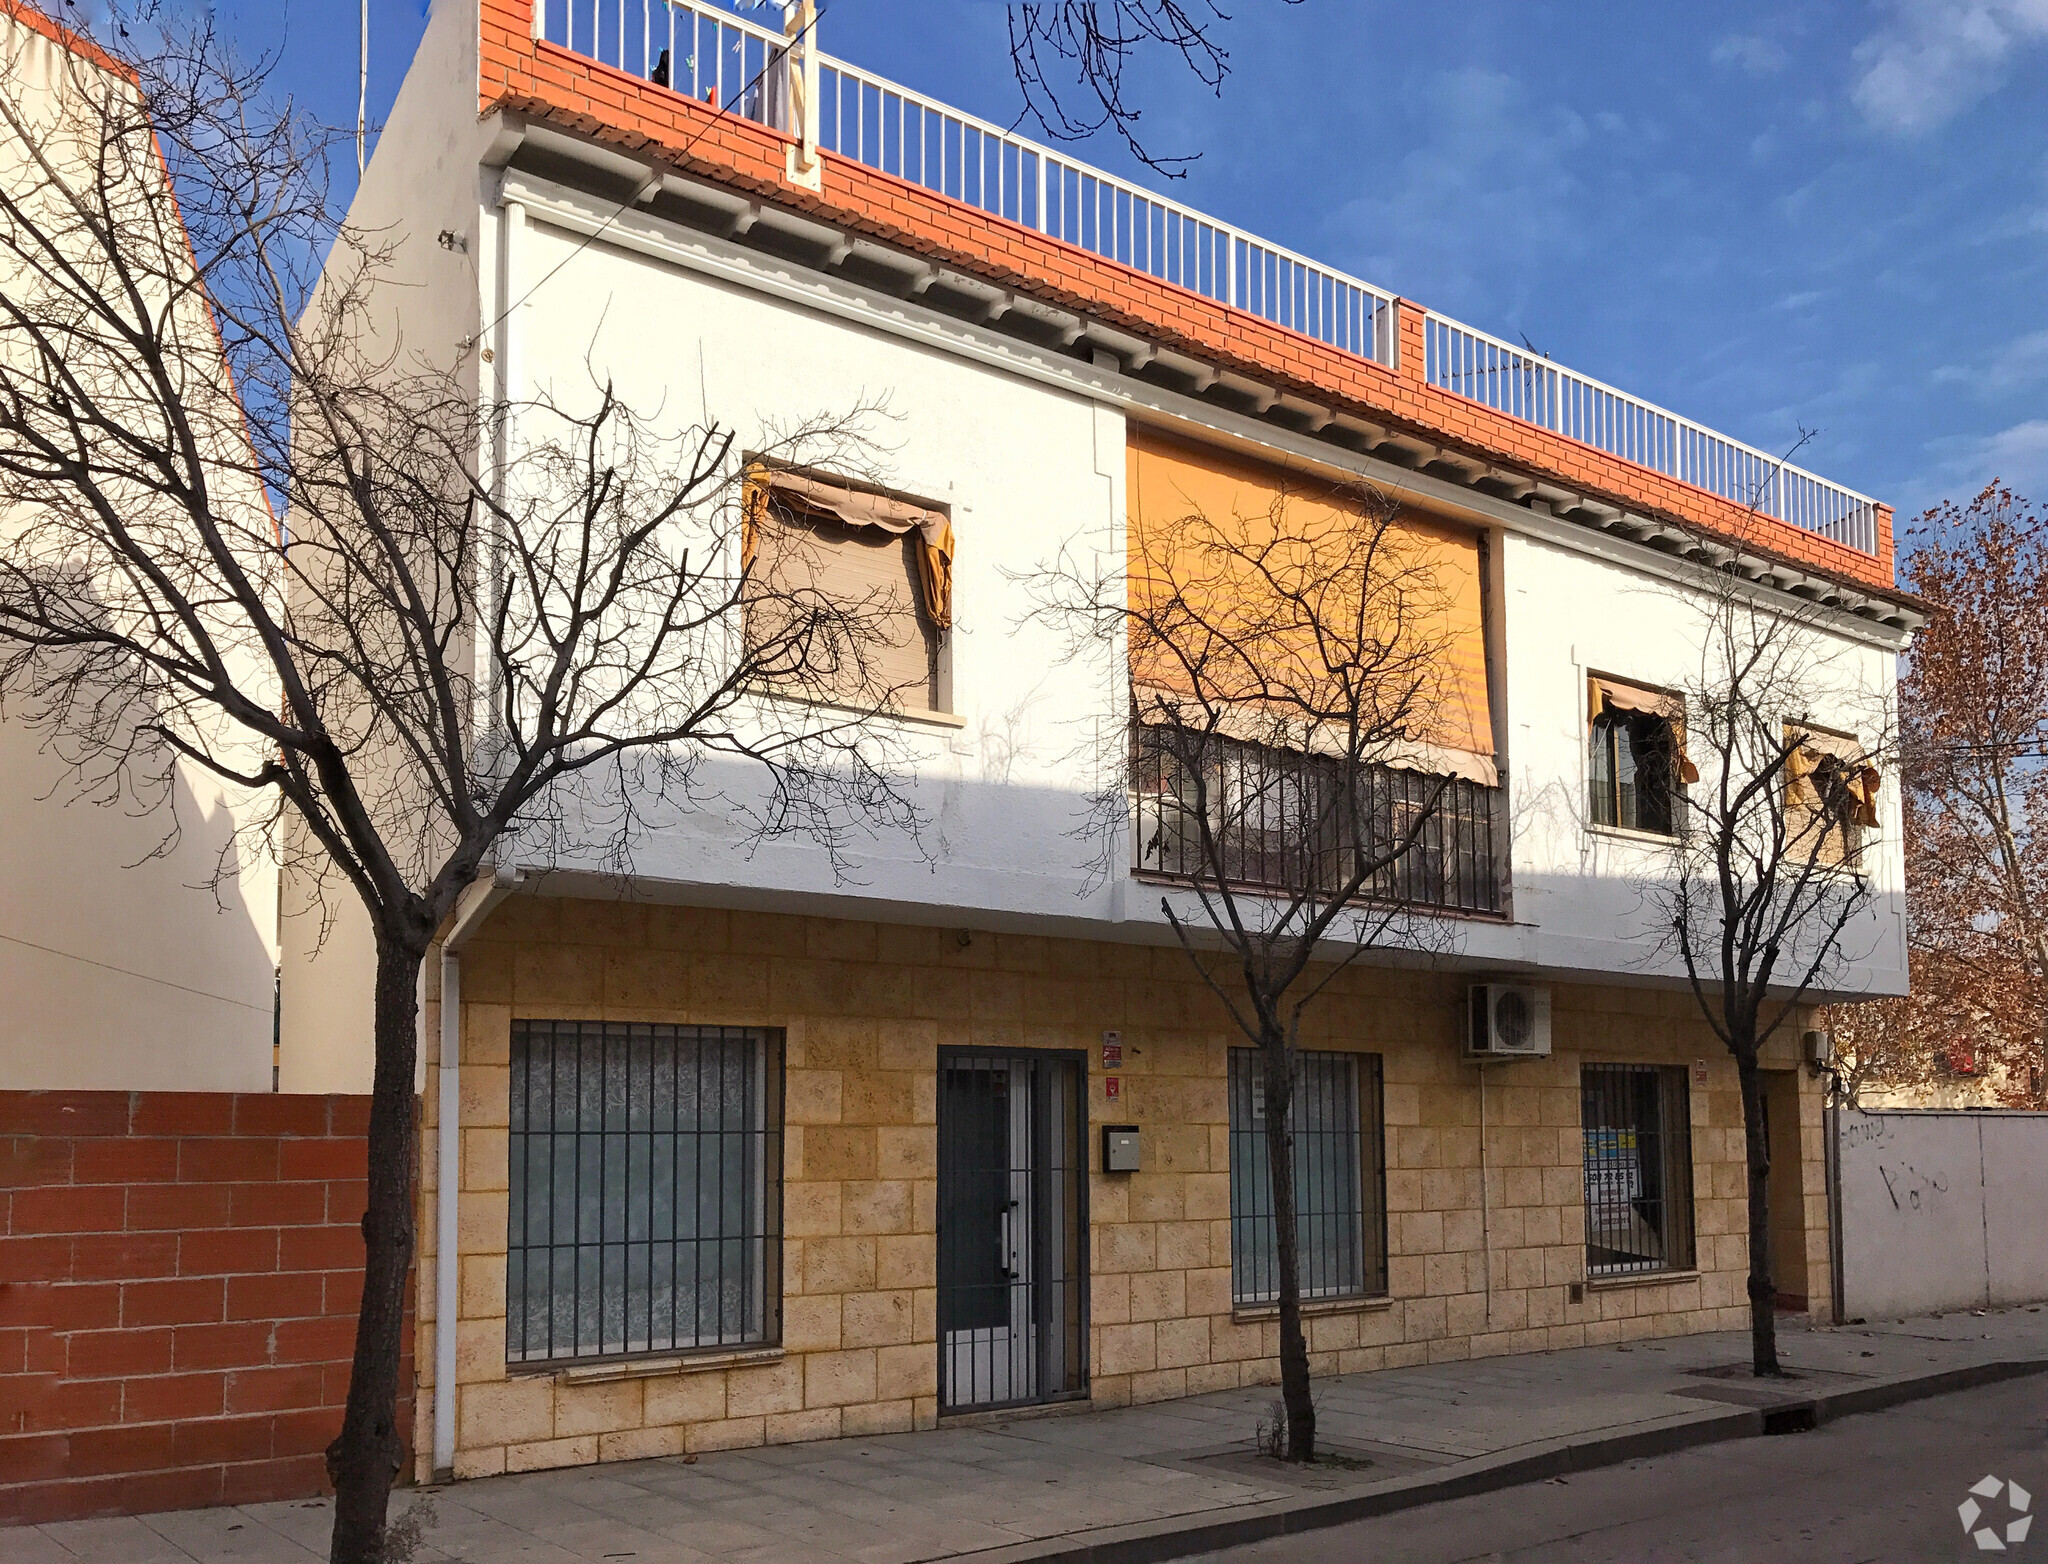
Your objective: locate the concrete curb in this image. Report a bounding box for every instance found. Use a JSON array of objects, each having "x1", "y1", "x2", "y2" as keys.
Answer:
[{"x1": 953, "y1": 1357, "x2": 2048, "y2": 1564}]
